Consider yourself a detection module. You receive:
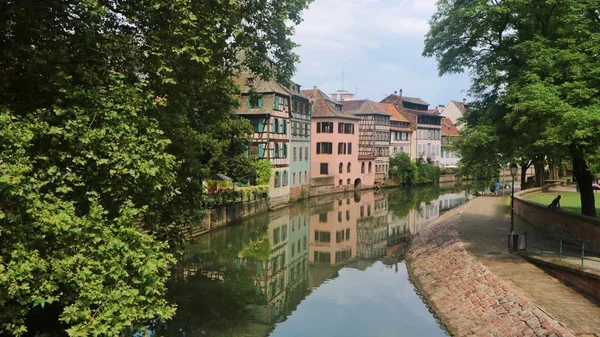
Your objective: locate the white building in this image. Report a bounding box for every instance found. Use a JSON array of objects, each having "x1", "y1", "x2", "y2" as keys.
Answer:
[{"x1": 440, "y1": 117, "x2": 460, "y2": 168}]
